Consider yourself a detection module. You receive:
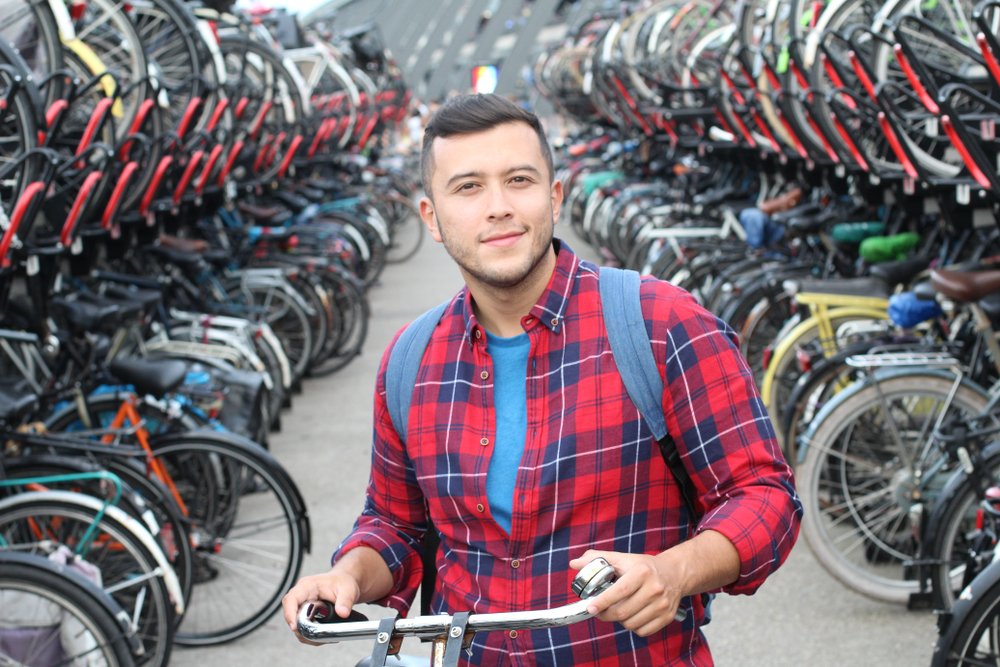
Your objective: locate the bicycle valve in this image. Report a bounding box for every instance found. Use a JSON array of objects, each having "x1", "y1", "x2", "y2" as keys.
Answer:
[{"x1": 571, "y1": 557, "x2": 687, "y2": 623}]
